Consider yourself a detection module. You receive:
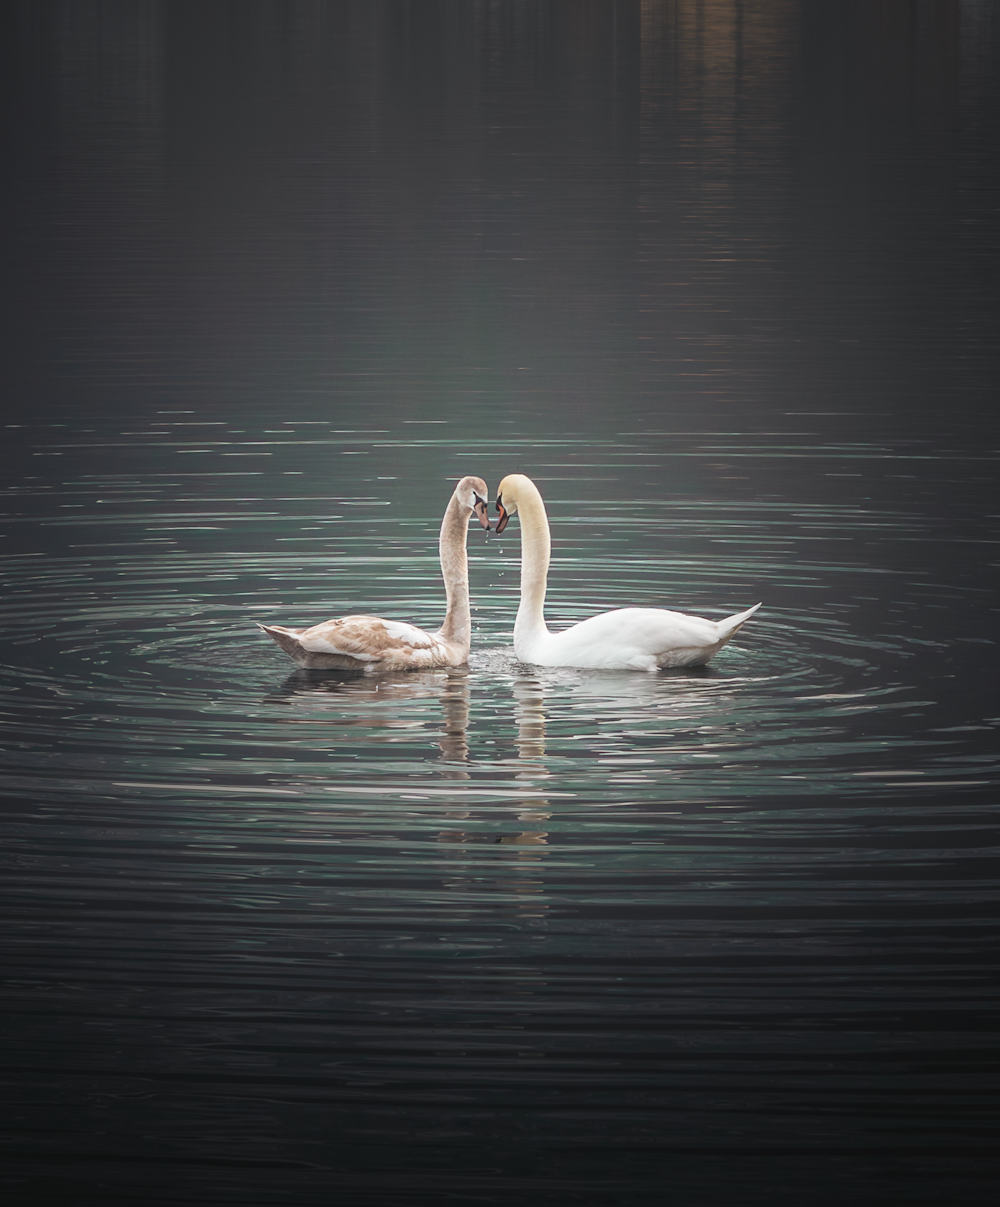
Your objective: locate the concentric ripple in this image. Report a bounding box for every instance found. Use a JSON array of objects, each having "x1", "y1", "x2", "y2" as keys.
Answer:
[
  {"x1": 0, "y1": 505, "x2": 994, "y2": 814},
  {"x1": 2, "y1": 476, "x2": 998, "y2": 1198}
]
